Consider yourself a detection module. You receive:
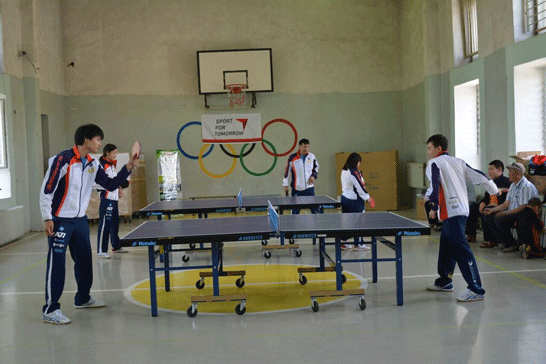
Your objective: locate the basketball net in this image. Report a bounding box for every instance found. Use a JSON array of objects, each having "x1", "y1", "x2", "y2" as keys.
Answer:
[{"x1": 226, "y1": 84, "x2": 247, "y2": 108}]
